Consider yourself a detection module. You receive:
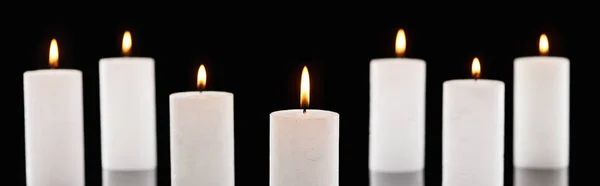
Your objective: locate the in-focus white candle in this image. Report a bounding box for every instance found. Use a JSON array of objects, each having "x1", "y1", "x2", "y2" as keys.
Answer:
[
  {"x1": 514, "y1": 34, "x2": 569, "y2": 169},
  {"x1": 24, "y1": 39, "x2": 84, "y2": 186},
  {"x1": 270, "y1": 66, "x2": 340, "y2": 186},
  {"x1": 100, "y1": 31, "x2": 156, "y2": 170},
  {"x1": 443, "y1": 58, "x2": 504, "y2": 186},
  {"x1": 169, "y1": 65, "x2": 234, "y2": 186},
  {"x1": 370, "y1": 29, "x2": 426, "y2": 172}
]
